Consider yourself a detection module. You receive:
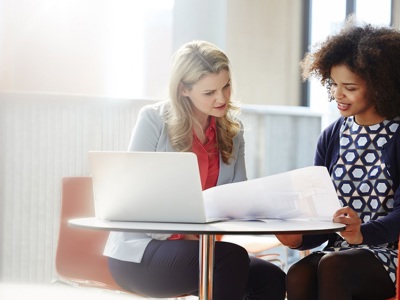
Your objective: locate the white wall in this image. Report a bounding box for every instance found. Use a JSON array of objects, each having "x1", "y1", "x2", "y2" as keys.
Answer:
[
  {"x1": 172, "y1": 0, "x2": 304, "y2": 106},
  {"x1": 225, "y1": 0, "x2": 303, "y2": 106}
]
